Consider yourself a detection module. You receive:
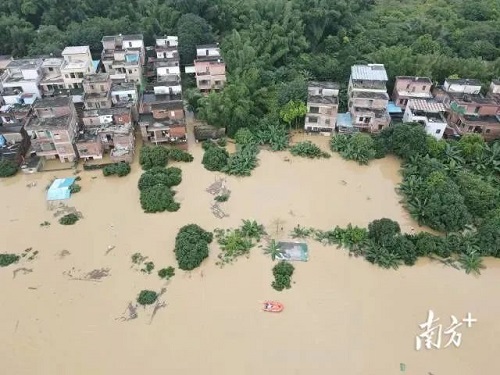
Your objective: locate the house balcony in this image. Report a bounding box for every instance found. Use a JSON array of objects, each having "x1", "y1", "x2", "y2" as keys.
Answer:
[{"x1": 196, "y1": 71, "x2": 210, "y2": 76}]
